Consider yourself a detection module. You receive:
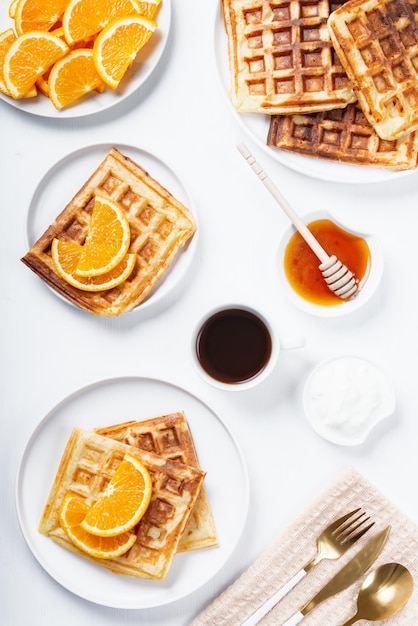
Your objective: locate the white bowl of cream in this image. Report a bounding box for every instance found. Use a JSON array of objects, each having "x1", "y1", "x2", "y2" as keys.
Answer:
[{"x1": 303, "y1": 356, "x2": 396, "y2": 446}]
